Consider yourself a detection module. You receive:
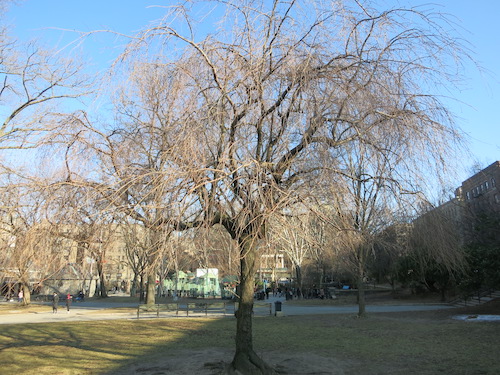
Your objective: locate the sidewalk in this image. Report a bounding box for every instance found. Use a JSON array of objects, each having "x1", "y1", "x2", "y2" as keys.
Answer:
[
  {"x1": 0, "y1": 303, "x2": 137, "y2": 325},
  {"x1": 0, "y1": 296, "x2": 454, "y2": 325}
]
